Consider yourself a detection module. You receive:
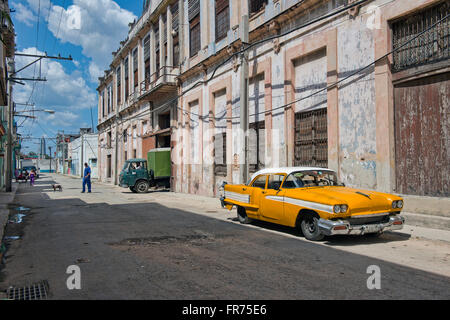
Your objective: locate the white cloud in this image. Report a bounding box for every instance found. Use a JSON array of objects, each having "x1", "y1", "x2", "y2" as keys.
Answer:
[
  {"x1": 47, "y1": 0, "x2": 136, "y2": 83},
  {"x1": 14, "y1": 47, "x2": 97, "y2": 114},
  {"x1": 14, "y1": 3, "x2": 37, "y2": 27}
]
